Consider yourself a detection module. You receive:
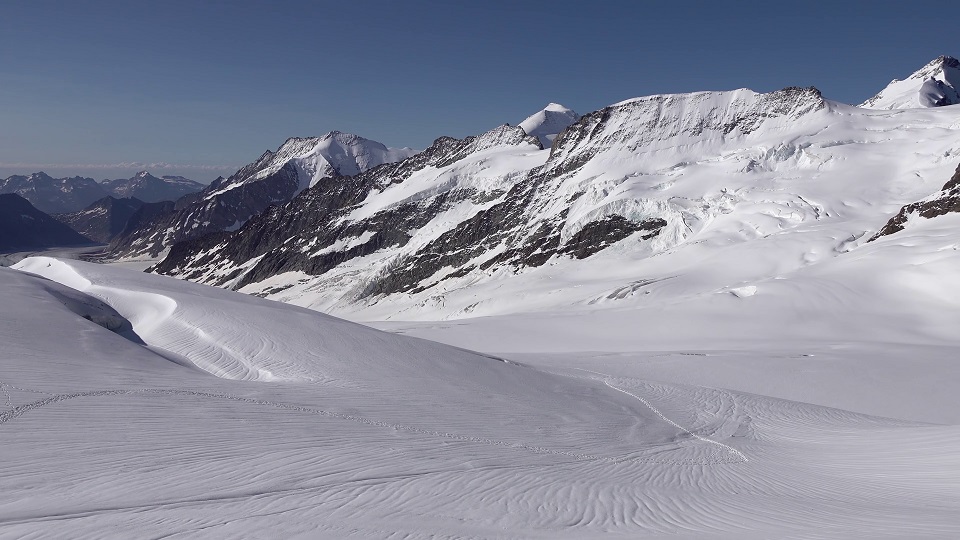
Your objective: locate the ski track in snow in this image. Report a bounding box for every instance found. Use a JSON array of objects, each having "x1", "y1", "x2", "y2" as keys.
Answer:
[
  {"x1": 3, "y1": 258, "x2": 960, "y2": 538},
  {"x1": 573, "y1": 368, "x2": 749, "y2": 463},
  {"x1": 0, "y1": 383, "x2": 745, "y2": 467}
]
